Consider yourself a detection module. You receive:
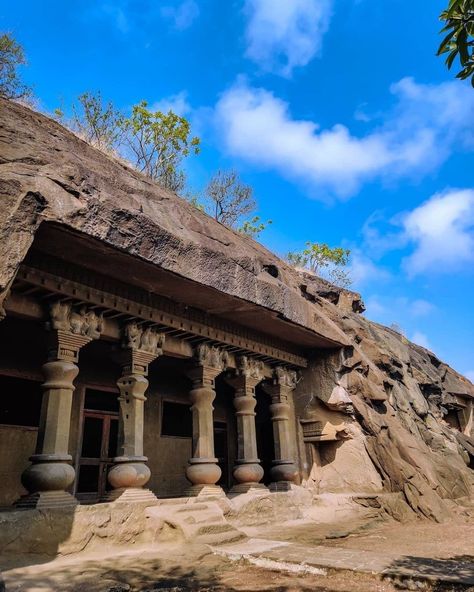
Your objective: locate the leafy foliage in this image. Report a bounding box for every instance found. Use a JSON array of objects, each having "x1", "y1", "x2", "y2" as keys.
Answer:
[
  {"x1": 72, "y1": 92, "x2": 123, "y2": 151},
  {"x1": 205, "y1": 169, "x2": 257, "y2": 226},
  {"x1": 238, "y1": 215, "x2": 272, "y2": 239},
  {"x1": 0, "y1": 33, "x2": 31, "y2": 100},
  {"x1": 438, "y1": 0, "x2": 474, "y2": 86},
  {"x1": 286, "y1": 242, "x2": 352, "y2": 288},
  {"x1": 120, "y1": 101, "x2": 200, "y2": 192}
]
